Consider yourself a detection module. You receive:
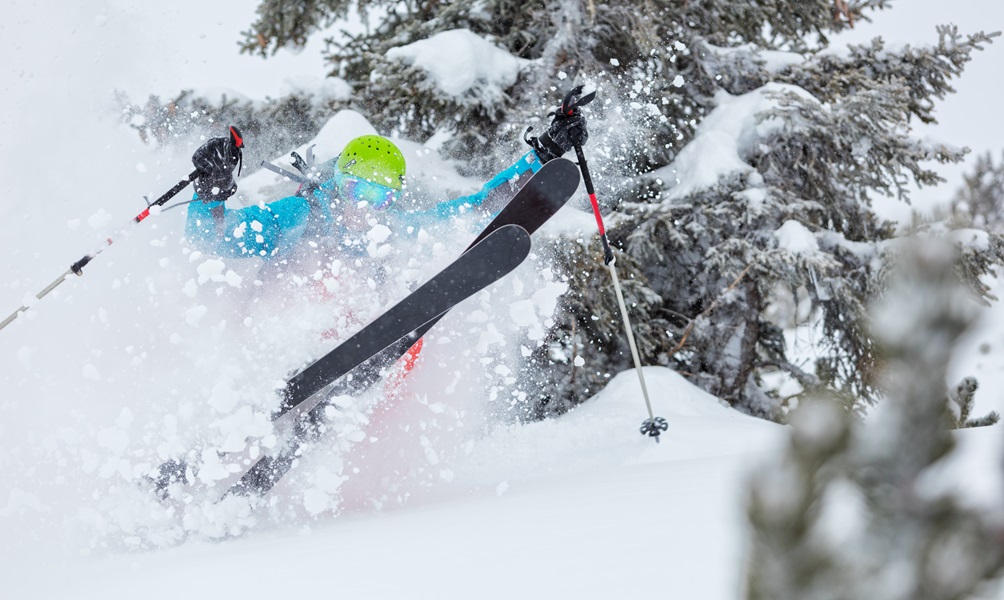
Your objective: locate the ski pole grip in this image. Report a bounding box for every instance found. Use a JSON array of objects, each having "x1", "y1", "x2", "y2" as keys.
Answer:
[
  {"x1": 155, "y1": 170, "x2": 200, "y2": 207},
  {"x1": 146, "y1": 170, "x2": 201, "y2": 212}
]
